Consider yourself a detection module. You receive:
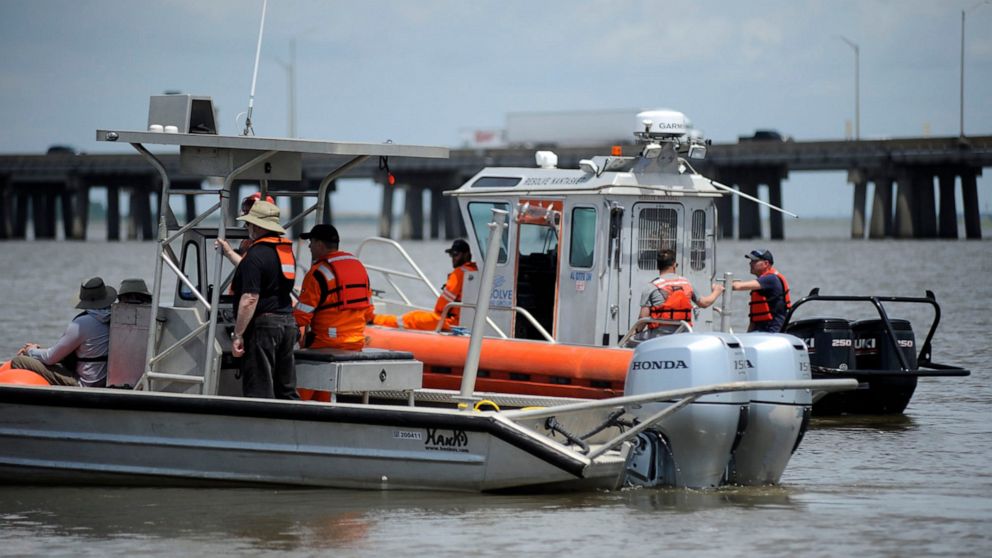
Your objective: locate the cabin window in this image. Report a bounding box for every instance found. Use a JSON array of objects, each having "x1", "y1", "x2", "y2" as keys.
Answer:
[
  {"x1": 471, "y1": 176, "x2": 522, "y2": 188},
  {"x1": 690, "y1": 209, "x2": 707, "y2": 271},
  {"x1": 178, "y1": 240, "x2": 200, "y2": 301},
  {"x1": 569, "y1": 207, "x2": 596, "y2": 268},
  {"x1": 637, "y1": 207, "x2": 678, "y2": 270},
  {"x1": 467, "y1": 202, "x2": 509, "y2": 263},
  {"x1": 519, "y1": 223, "x2": 558, "y2": 257}
]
